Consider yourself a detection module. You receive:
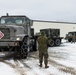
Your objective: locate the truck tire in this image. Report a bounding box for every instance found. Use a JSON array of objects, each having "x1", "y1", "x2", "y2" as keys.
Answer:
[
  {"x1": 49, "y1": 39, "x2": 54, "y2": 47},
  {"x1": 68, "y1": 38, "x2": 72, "y2": 42},
  {"x1": 32, "y1": 36, "x2": 38, "y2": 51},
  {"x1": 20, "y1": 43, "x2": 28, "y2": 59},
  {"x1": 55, "y1": 39, "x2": 61, "y2": 46},
  {"x1": 19, "y1": 37, "x2": 28, "y2": 59}
]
